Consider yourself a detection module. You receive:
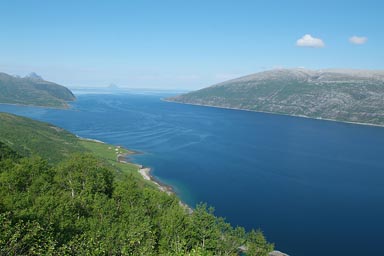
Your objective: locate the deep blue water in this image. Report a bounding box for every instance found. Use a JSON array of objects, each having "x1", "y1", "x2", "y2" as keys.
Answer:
[{"x1": 1, "y1": 91, "x2": 384, "y2": 256}]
